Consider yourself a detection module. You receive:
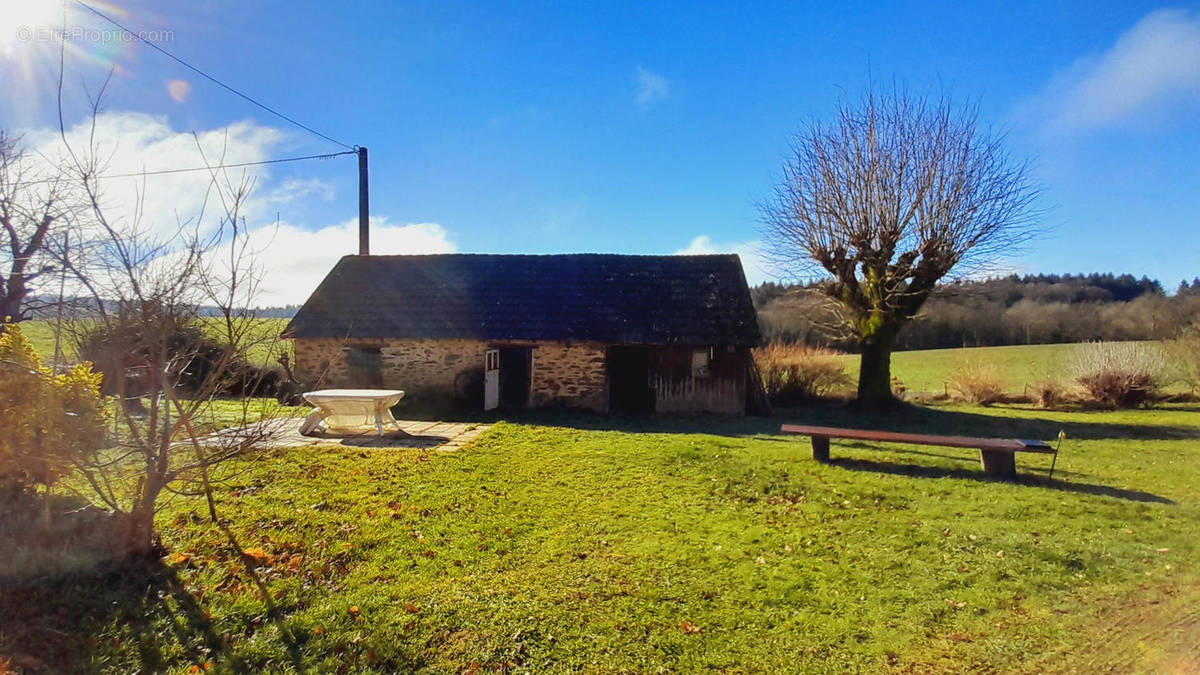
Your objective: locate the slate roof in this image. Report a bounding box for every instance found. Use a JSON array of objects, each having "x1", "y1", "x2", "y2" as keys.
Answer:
[{"x1": 284, "y1": 254, "x2": 761, "y2": 346}]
